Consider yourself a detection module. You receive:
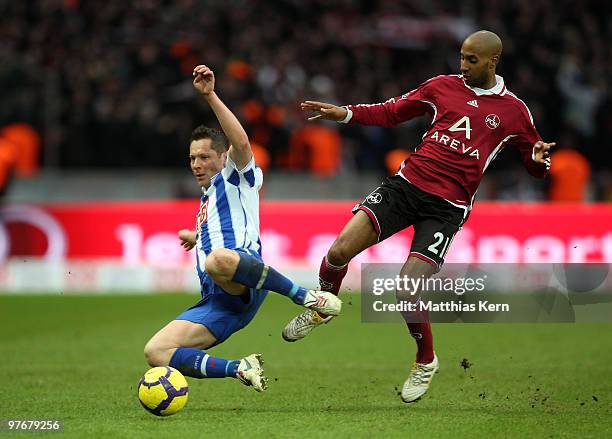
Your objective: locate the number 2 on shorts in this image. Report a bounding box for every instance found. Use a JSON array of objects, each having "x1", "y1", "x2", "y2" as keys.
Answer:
[{"x1": 428, "y1": 232, "x2": 451, "y2": 257}]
